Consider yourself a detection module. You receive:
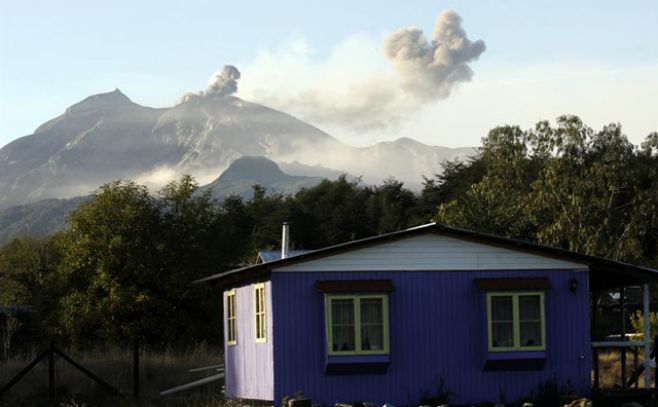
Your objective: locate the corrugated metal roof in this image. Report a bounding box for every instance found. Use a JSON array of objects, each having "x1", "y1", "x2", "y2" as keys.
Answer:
[
  {"x1": 258, "y1": 250, "x2": 314, "y2": 263},
  {"x1": 194, "y1": 222, "x2": 658, "y2": 285}
]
